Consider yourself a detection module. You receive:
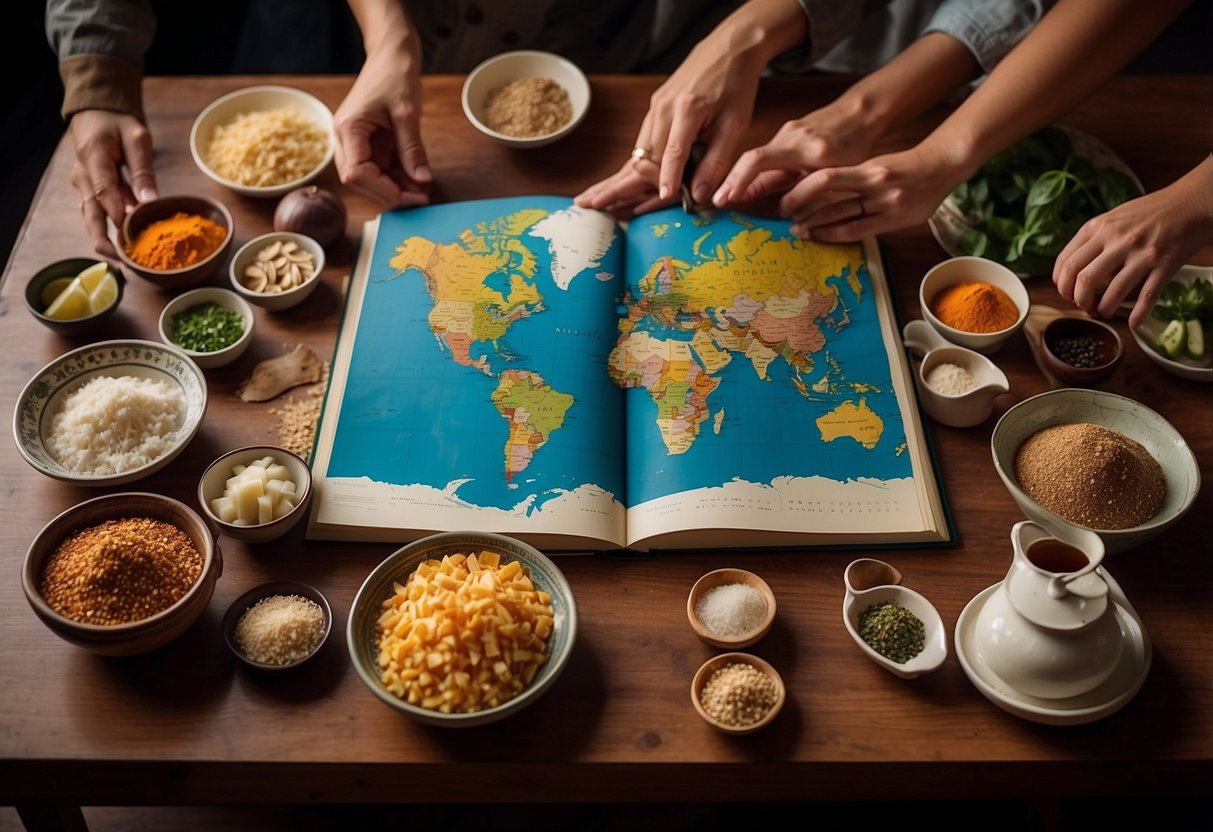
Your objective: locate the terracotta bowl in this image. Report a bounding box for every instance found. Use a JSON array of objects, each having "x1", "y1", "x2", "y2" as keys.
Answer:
[
  {"x1": 691, "y1": 652, "x2": 786, "y2": 735},
  {"x1": 22, "y1": 492, "x2": 222, "y2": 656},
  {"x1": 1040, "y1": 316, "x2": 1124, "y2": 386},
  {"x1": 116, "y1": 195, "x2": 234, "y2": 289},
  {"x1": 687, "y1": 568, "x2": 776, "y2": 649}
]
